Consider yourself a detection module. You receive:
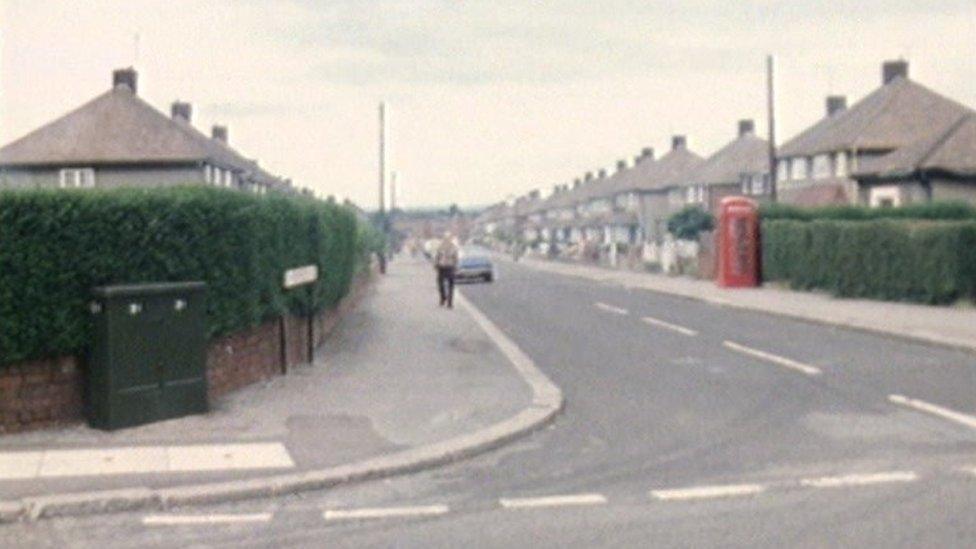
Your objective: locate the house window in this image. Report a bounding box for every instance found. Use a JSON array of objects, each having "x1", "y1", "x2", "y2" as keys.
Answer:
[
  {"x1": 59, "y1": 168, "x2": 95, "y2": 188},
  {"x1": 869, "y1": 185, "x2": 901, "y2": 208},
  {"x1": 777, "y1": 159, "x2": 789, "y2": 182},
  {"x1": 224, "y1": 170, "x2": 233, "y2": 188},
  {"x1": 204, "y1": 164, "x2": 213, "y2": 184},
  {"x1": 812, "y1": 154, "x2": 831, "y2": 179},
  {"x1": 834, "y1": 151, "x2": 848, "y2": 177},
  {"x1": 790, "y1": 157, "x2": 809, "y2": 181}
]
